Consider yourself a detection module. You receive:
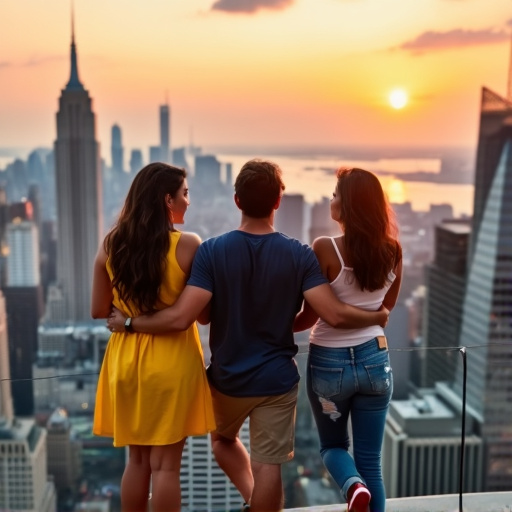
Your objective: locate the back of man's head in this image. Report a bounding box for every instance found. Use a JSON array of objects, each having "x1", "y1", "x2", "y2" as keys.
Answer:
[{"x1": 234, "y1": 159, "x2": 286, "y2": 218}]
